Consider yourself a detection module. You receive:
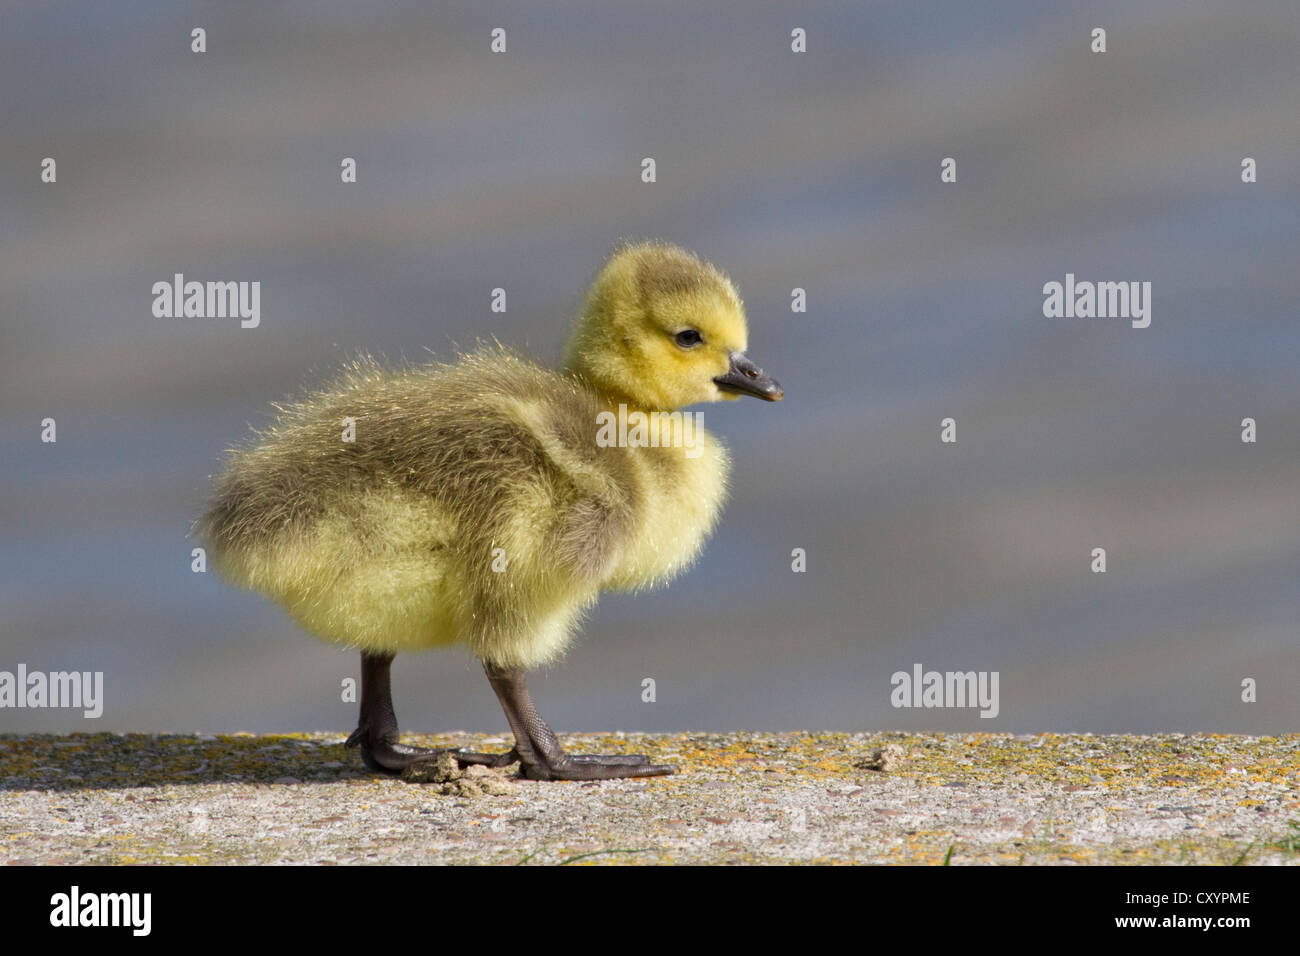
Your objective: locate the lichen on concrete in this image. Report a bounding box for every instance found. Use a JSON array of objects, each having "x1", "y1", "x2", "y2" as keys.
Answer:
[{"x1": 1, "y1": 732, "x2": 1297, "y2": 865}]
